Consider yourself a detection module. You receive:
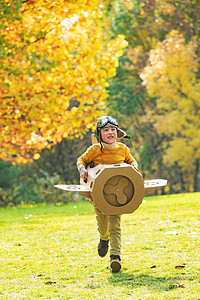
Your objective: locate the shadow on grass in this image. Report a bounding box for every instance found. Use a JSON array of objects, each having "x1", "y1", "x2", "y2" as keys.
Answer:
[{"x1": 109, "y1": 271, "x2": 188, "y2": 292}]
